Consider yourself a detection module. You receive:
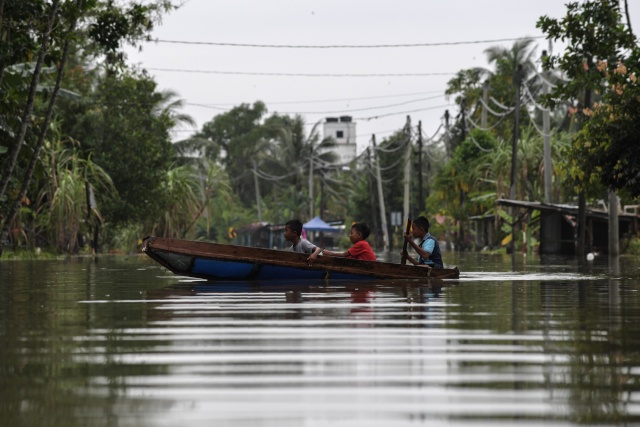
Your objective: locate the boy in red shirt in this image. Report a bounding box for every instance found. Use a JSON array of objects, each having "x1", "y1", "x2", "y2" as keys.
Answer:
[{"x1": 322, "y1": 222, "x2": 376, "y2": 261}]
